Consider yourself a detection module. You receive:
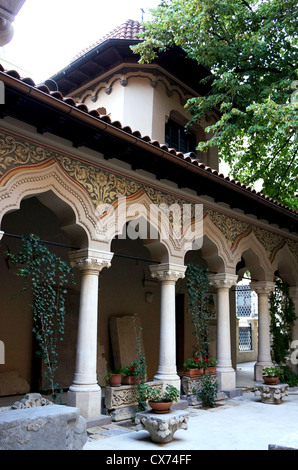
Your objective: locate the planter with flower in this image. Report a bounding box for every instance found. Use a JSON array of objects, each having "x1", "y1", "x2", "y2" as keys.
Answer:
[
  {"x1": 262, "y1": 366, "x2": 283, "y2": 385},
  {"x1": 138, "y1": 383, "x2": 180, "y2": 414},
  {"x1": 105, "y1": 369, "x2": 123, "y2": 387},
  {"x1": 183, "y1": 357, "x2": 204, "y2": 377},
  {"x1": 202, "y1": 356, "x2": 217, "y2": 375},
  {"x1": 122, "y1": 361, "x2": 138, "y2": 385}
]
